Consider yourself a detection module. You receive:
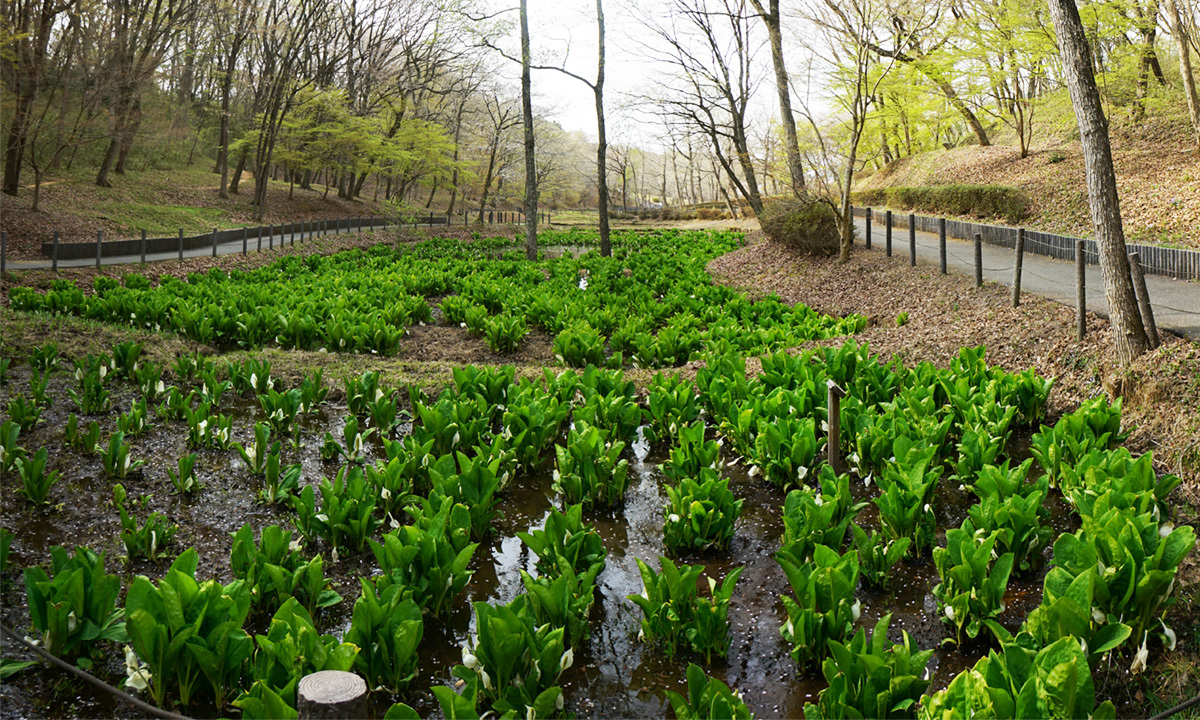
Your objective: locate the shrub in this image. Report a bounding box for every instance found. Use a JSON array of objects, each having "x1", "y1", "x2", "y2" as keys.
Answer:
[
  {"x1": 758, "y1": 197, "x2": 840, "y2": 256},
  {"x1": 852, "y1": 184, "x2": 1029, "y2": 224}
]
